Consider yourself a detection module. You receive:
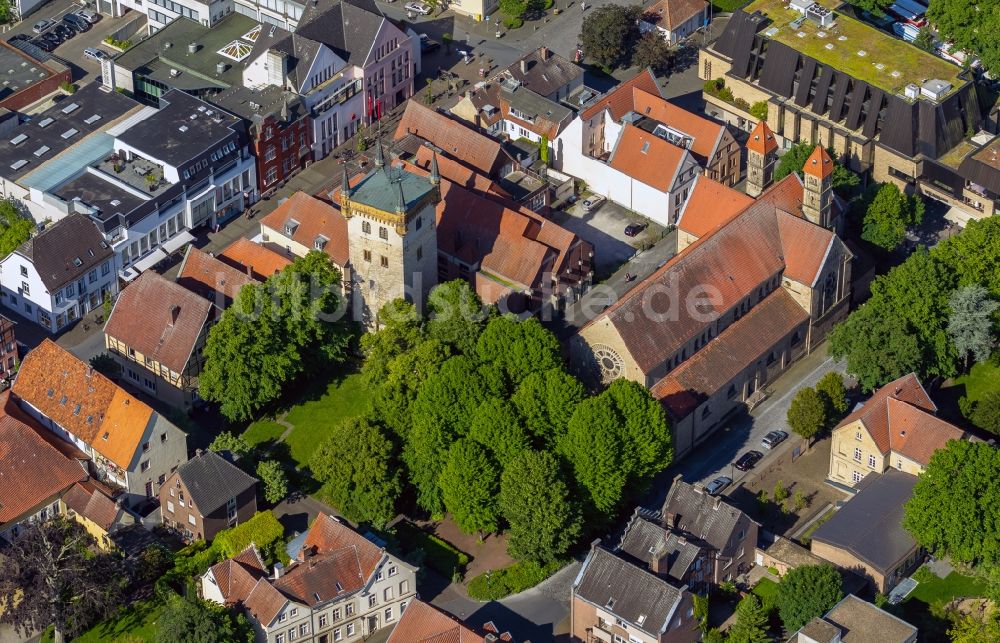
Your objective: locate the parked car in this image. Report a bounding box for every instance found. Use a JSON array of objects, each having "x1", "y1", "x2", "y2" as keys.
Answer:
[
  {"x1": 405, "y1": 1, "x2": 431, "y2": 14},
  {"x1": 59, "y1": 18, "x2": 80, "y2": 35},
  {"x1": 64, "y1": 13, "x2": 90, "y2": 30},
  {"x1": 78, "y1": 9, "x2": 100, "y2": 22},
  {"x1": 624, "y1": 222, "x2": 647, "y2": 237},
  {"x1": 84, "y1": 47, "x2": 108, "y2": 61},
  {"x1": 582, "y1": 195, "x2": 605, "y2": 211},
  {"x1": 761, "y1": 430, "x2": 788, "y2": 450},
  {"x1": 52, "y1": 23, "x2": 74, "y2": 41},
  {"x1": 734, "y1": 450, "x2": 763, "y2": 471},
  {"x1": 32, "y1": 18, "x2": 55, "y2": 33},
  {"x1": 705, "y1": 476, "x2": 732, "y2": 496},
  {"x1": 30, "y1": 37, "x2": 56, "y2": 52},
  {"x1": 418, "y1": 33, "x2": 440, "y2": 52},
  {"x1": 40, "y1": 31, "x2": 62, "y2": 46},
  {"x1": 7, "y1": 33, "x2": 30, "y2": 43}
]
